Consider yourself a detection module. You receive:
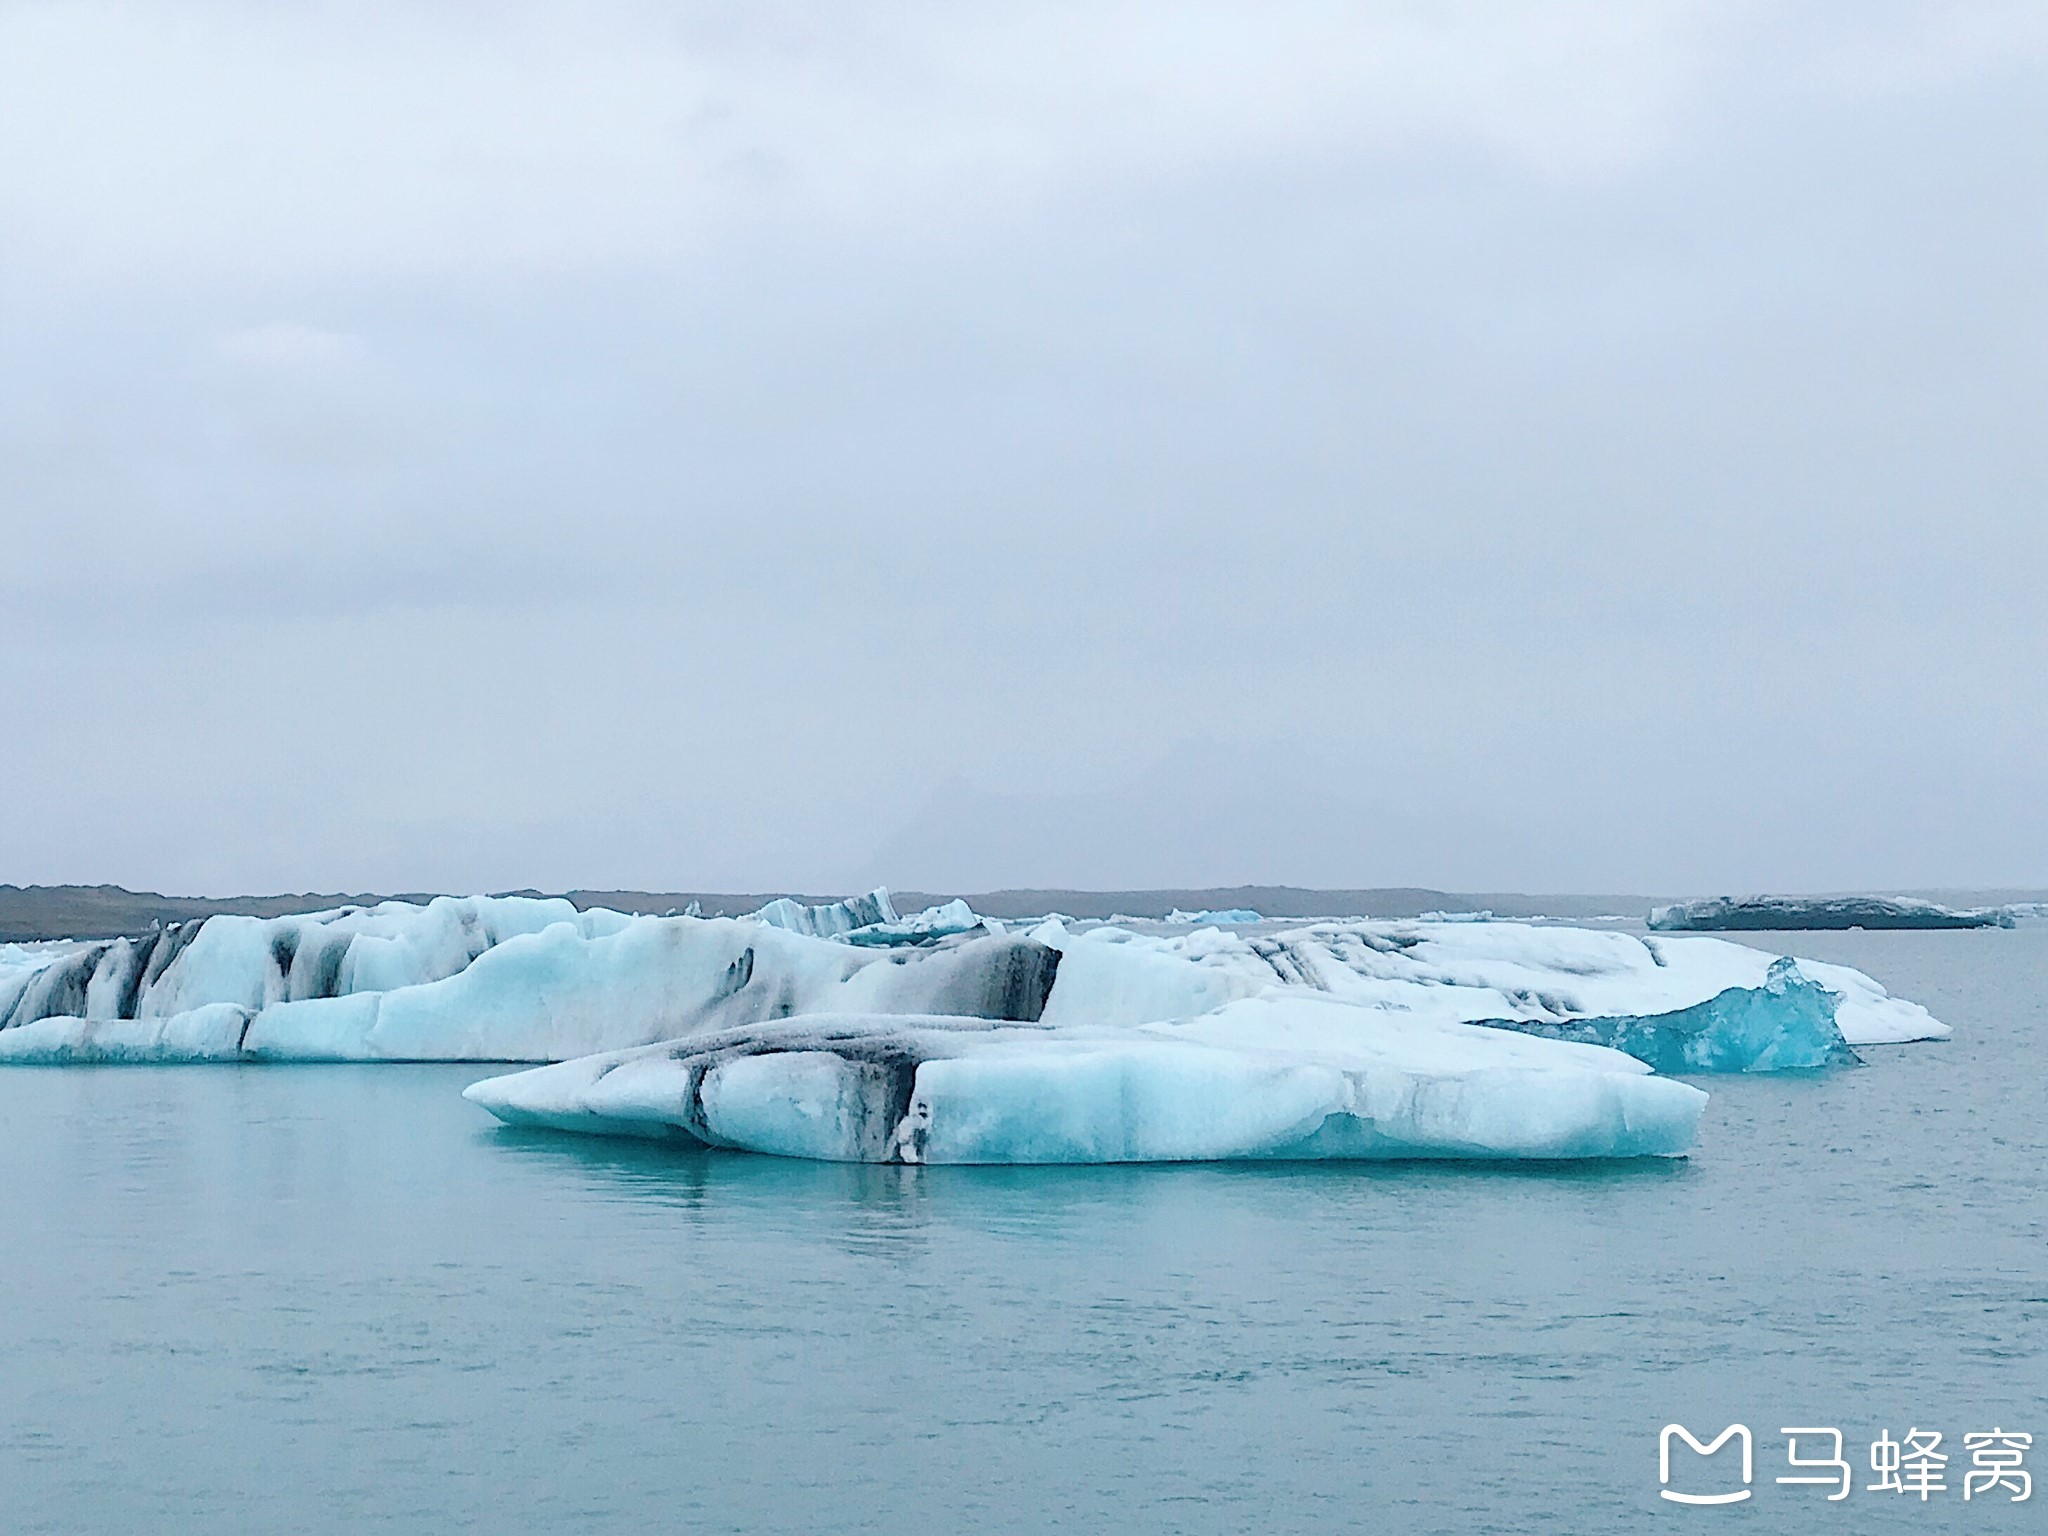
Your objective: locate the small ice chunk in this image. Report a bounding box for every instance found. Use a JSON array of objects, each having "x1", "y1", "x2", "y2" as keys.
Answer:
[
  {"x1": 1475, "y1": 957, "x2": 1857, "y2": 1072},
  {"x1": 747, "y1": 889, "x2": 898, "y2": 938},
  {"x1": 839, "y1": 899, "x2": 990, "y2": 947}
]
